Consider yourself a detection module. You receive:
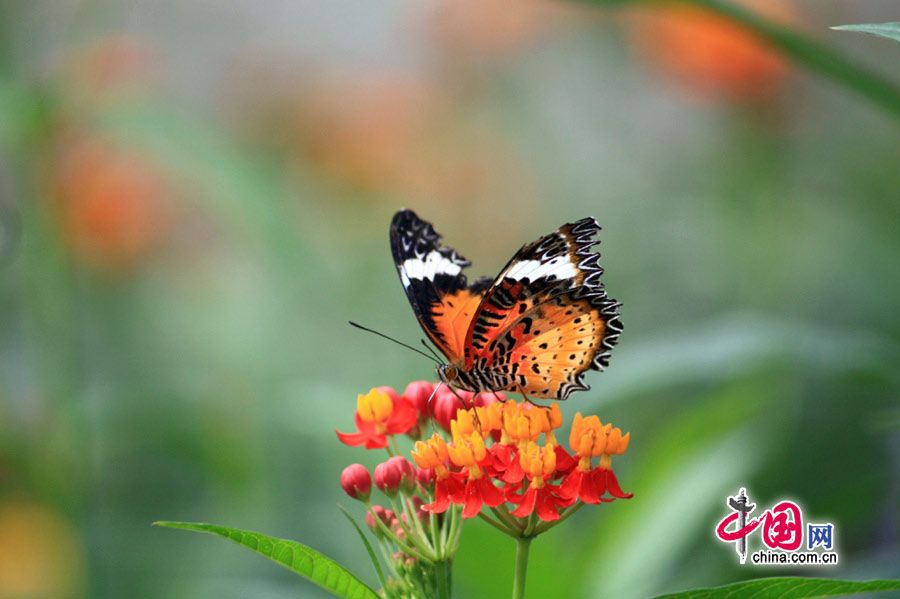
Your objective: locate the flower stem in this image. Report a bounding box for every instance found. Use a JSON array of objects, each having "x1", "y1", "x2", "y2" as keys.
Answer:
[
  {"x1": 434, "y1": 558, "x2": 452, "y2": 599},
  {"x1": 511, "y1": 537, "x2": 532, "y2": 599},
  {"x1": 533, "y1": 501, "x2": 585, "y2": 535},
  {"x1": 478, "y1": 512, "x2": 517, "y2": 536}
]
